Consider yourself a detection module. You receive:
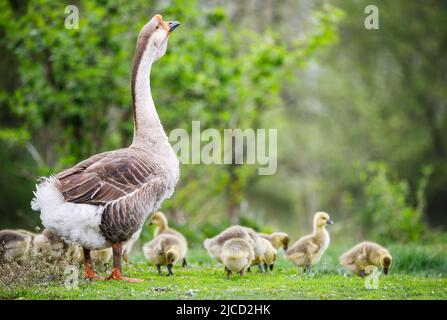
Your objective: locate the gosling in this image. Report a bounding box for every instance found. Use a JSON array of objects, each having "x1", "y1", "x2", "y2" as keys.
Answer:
[
  {"x1": 284, "y1": 212, "x2": 334, "y2": 272},
  {"x1": 150, "y1": 212, "x2": 188, "y2": 267},
  {"x1": 204, "y1": 225, "x2": 266, "y2": 272},
  {"x1": 259, "y1": 232, "x2": 290, "y2": 250},
  {"x1": 339, "y1": 241, "x2": 393, "y2": 277},
  {"x1": 33, "y1": 228, "x2": 69, "y2": 261},
  {"x1": 262, "y1": 238, "x2": 278, "y2": 271},
  {"x1": 221, "y1": 238, "x2": 255, "y2": 279},
  {"x1": 0, "y1": 229, "x2": 34, "y2": 262},
  {"x1": 143, "y1": 234, "x2": 186, "y2": 276}
]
